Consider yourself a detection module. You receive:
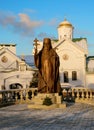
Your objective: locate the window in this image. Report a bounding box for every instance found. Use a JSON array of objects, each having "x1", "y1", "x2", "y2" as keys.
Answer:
[
  {"x1": 72, "y1": 71, "x2": 77, "y2": 80},
  {"x1": 64, "y1": 71, "x2": 69, "y2": 83}
]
